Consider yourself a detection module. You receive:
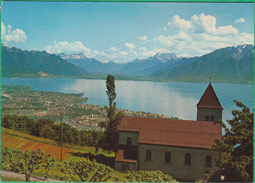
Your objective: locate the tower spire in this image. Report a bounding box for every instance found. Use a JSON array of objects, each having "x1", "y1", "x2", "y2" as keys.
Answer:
[
  {"x1": 196, "y1": 82, "x2": 223, "y2": 121},
  {"x1": 209, "y1": 76, "x2": 211, "y2": 84}
]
